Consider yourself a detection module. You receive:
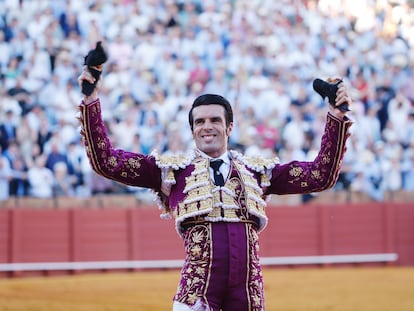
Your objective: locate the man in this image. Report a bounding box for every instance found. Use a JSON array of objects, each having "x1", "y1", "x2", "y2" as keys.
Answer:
[
  {"x1": 0, "y1": 109, "x2": 17, "y2": 151},
  {"x1": 0, "y1": 145, "x2": 12, "y2": 202},
  {"x1": 78, "y1": 67, "x2": 352, "y2": 311}
]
